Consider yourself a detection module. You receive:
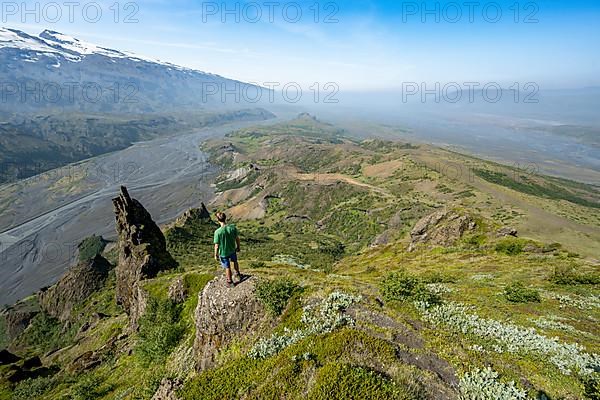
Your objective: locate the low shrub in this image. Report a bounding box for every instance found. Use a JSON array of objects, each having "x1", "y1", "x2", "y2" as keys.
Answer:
[
  {"x1": 583, "y1": 373, "x2": 600, "y2": 400},
  {"x1": 420, "y1": 270, "x2": 457, "y2": 284},
  {"x1": 308, "y1": 362, "x2": 412, "y2": 399},
  {"x1": 255, "y1": 278, "x2": 300, "y2": 315},
  {"x1": 136, "y1": 297, "x2": 184, "y2": 366},
  {"x1": 71, "y1": 373, "x2": 113, "y2": 400},
  {"x1": 504, "y1": 282, "x2": 541, "y2": 303},
  {"x1": 550, "y1": 265, "x2": 600, "y2": 285},
  {"x1": 464, "y1": 234, "x2": 486, "y2": 248},
  {"x1": 11, "y1": 377, "x2": 55, "y2": 400},
  {"x1": 381, "y1": 270, "x2": 441, "y2": 305},
  {"x1": 494, "y1": 238, "x2": 525, "y2": 256},
  {"x1": 249, "y1": 261, "x2": 267, "y2": 268}
]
